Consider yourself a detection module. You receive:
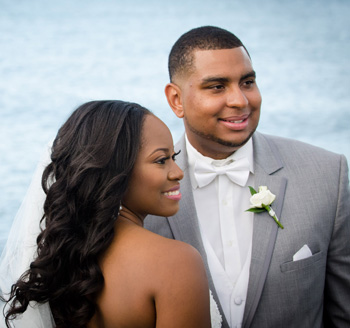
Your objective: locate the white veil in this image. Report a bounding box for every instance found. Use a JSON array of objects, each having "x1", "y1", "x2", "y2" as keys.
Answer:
[{"x1": 0, "y1": 145, "x2": 55, "y2": 327}]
